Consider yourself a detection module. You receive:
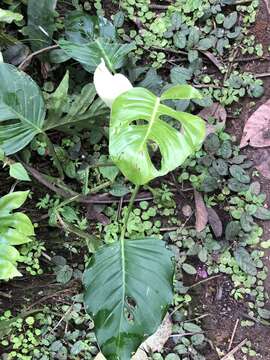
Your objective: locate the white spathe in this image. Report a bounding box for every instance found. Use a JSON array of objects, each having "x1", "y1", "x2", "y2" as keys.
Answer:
[{"x1": 93, "y1": 59, "x2": 133, "y2": 108}]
